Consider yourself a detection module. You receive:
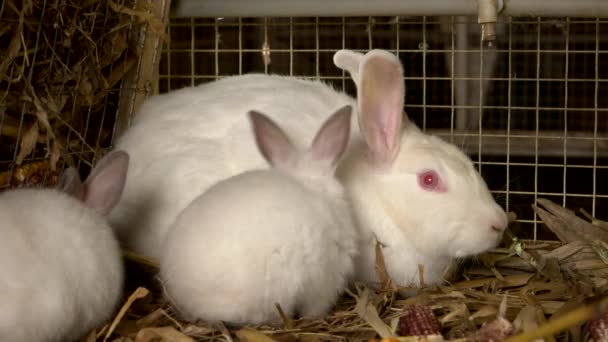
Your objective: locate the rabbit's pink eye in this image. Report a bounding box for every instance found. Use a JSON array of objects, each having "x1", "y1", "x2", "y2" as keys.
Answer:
[
  {"x1": 417, "y1": 170, "x2": 445, "y2": 192},
  {"x1": 423, "y1": 174, "x2": 435, "y2": 186}
]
